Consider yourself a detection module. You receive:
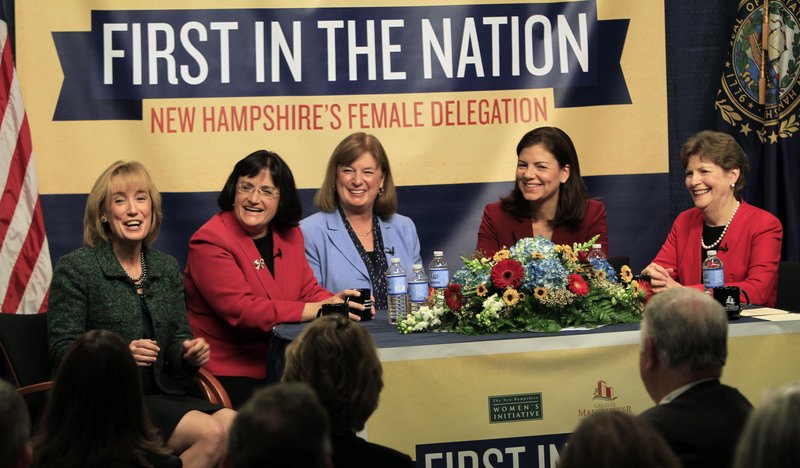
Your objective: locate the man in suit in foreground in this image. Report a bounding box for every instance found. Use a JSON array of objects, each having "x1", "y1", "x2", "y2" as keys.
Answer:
[{"x1": 638, "y1": 287, "x2": 752, "y2": 468}]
